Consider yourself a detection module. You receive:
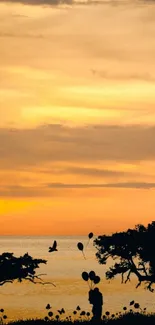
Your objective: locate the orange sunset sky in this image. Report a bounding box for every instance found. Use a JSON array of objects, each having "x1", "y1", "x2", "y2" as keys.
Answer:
[{"x1": 0, "y1": 0, "x2": 155, "y2": 235}]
